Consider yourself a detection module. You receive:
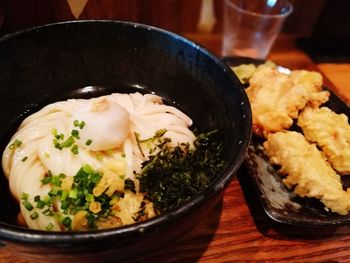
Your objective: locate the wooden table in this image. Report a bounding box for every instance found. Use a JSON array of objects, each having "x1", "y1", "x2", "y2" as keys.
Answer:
[{"x1": 2, "y1": 33, "x2": 350, "y2": 263}]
